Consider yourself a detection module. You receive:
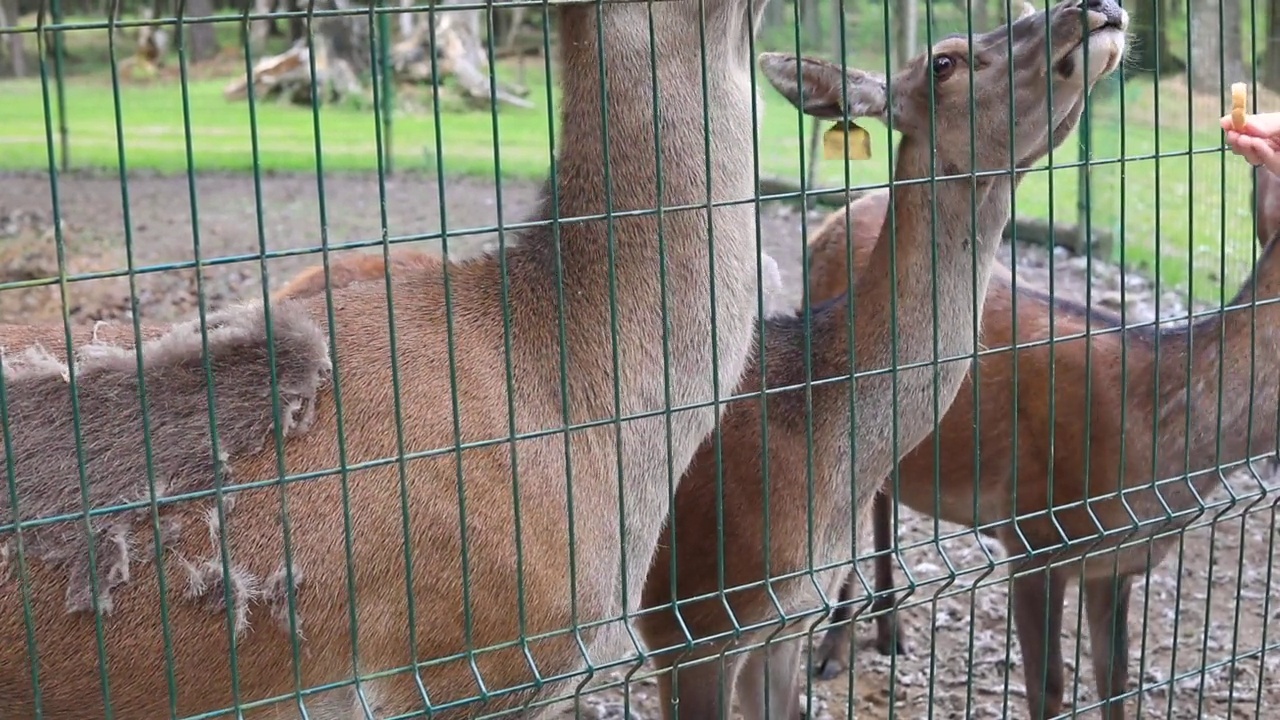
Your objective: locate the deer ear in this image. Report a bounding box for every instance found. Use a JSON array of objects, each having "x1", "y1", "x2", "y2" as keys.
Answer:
[
  {"x1": 1018, "y1": 1, "x2": 1036, "y2": 21},
  {"x1": 758, "y1": 52, "x2": 887, "y2": 122}
]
